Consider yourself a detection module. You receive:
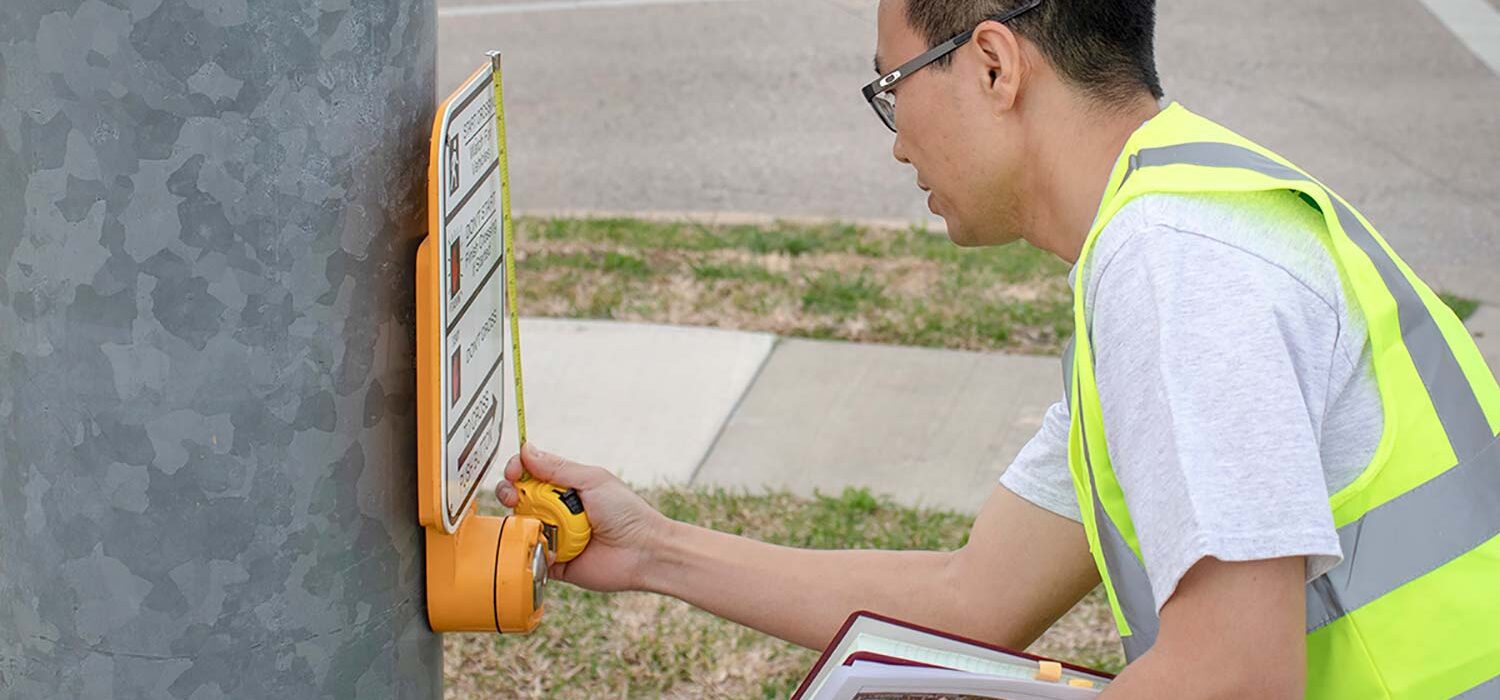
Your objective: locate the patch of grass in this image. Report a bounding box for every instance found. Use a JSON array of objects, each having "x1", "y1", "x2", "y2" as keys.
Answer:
[
  {"x1": 526, "y1": 250, "x2": 651, "y2": 277},
  {"x1": 1439, "y1": 292, "x2": 1480, "y2": 322},
  {"x1": 445, "y1": 486, "x2": 1123, "y2": 699},
  {"x1": 744, "y1": 228, "x2": 821, "y2": 257},
  {"x1": 800, "y1": 271, "x2": 886, "y2": 317},
  {"x1": 690, "y1": 261, "x2": 782, "y2": 284},
  {"x1": 581, "y1": 285, "x2": 624, "y2": 318},
  {"x1": 525, "y1": 251, "x2": 593, "y2": 269},
  {"x1": 513, "y1": 217, "x2": 1073, "y2": 354},
  {"x1": 602, "y1": 251, "x2": 651, "y2": 277}
]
